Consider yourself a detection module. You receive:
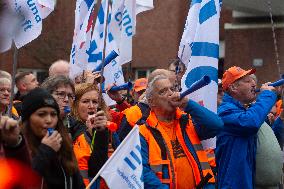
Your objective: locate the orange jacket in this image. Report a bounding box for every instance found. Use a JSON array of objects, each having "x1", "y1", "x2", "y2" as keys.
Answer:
[
  {"x1": 73, "y1": 134, "x2": 91, "y2": 186},
  {"x1": 140, "y1": 109, "x2": 215, "y2": 188},
  {"x1": 276, "y1": 99, "x2": 283, "y2": 117}
]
